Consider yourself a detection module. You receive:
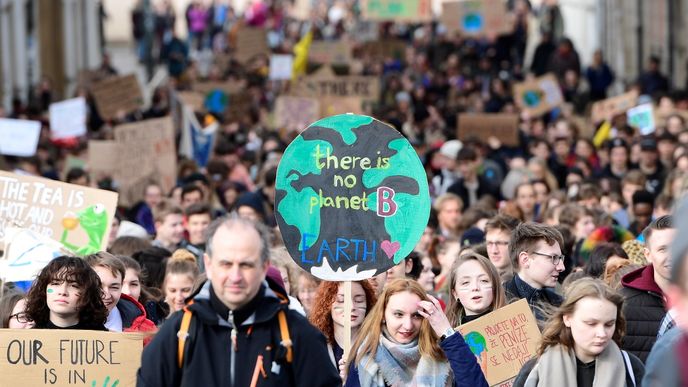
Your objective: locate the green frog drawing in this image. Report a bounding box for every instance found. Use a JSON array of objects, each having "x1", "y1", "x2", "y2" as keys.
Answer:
[{"x1": 60, "y1": 204, "x2": 109, "y2": 255}]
